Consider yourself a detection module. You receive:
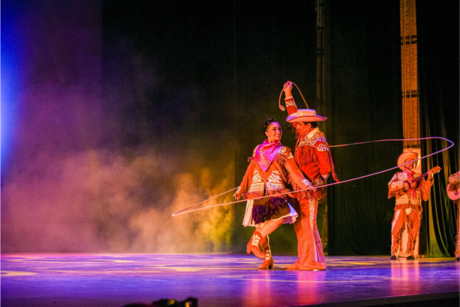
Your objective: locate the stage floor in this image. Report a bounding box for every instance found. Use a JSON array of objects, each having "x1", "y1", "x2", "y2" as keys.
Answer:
[{"x1": 1, "y1": 254, "x2": 459, "y2": 307}]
